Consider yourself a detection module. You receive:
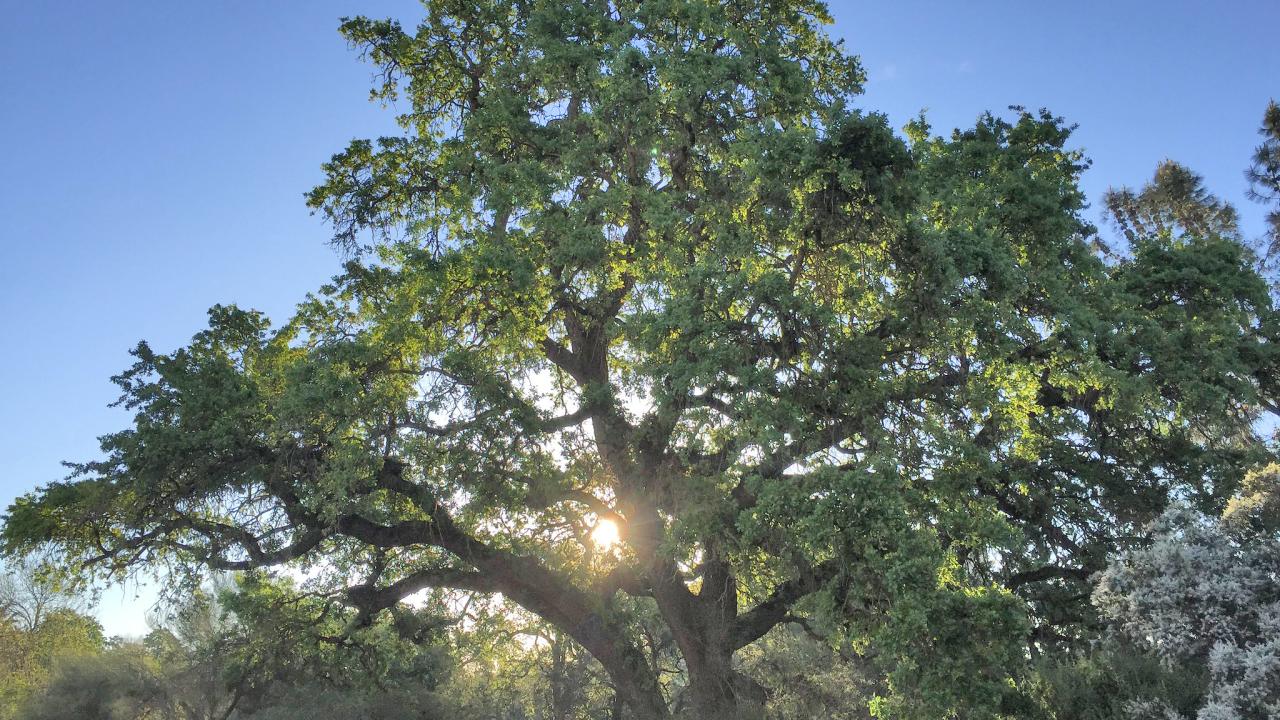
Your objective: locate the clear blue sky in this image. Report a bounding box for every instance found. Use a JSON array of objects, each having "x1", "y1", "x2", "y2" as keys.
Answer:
[{"x1": 1, "y1": 1, "x2": 1277, "y2": 636}]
